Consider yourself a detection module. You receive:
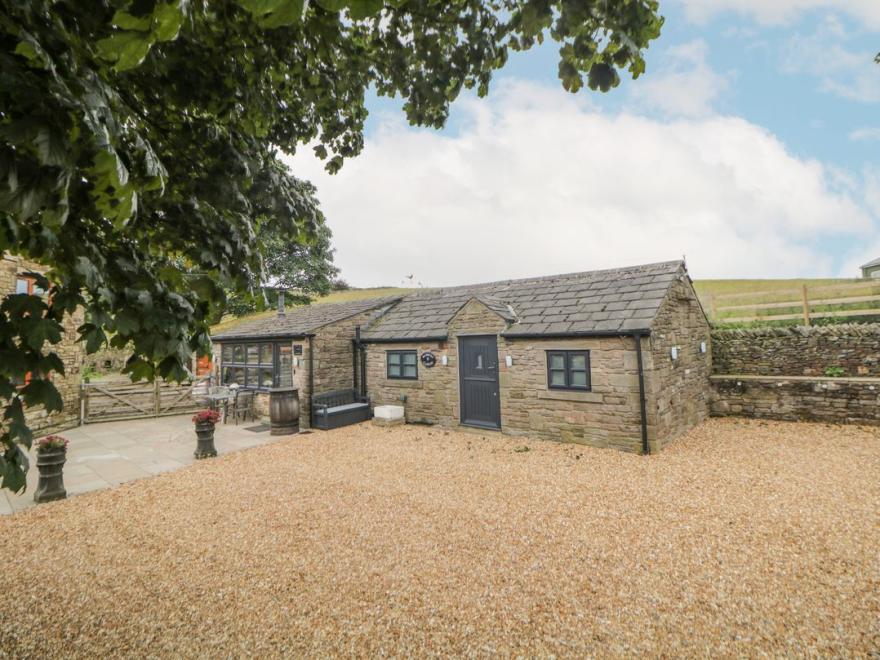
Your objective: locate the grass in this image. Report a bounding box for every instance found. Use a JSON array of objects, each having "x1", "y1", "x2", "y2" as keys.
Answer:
[
  {"x1": 210, "y1": 286, "x2": 417, "y2": 335},
  {"x1": 212, "y1": 278, "x2": 880, "y2": 335},
  {"x1": 692, "y1": 278, "x2": 880, "y2": 326}
]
